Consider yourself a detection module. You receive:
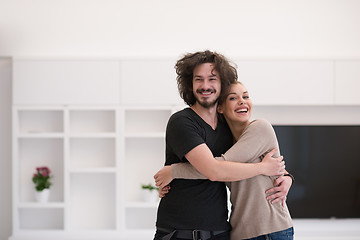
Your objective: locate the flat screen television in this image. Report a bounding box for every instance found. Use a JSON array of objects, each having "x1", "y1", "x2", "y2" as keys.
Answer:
[{"x1": 273, "y1": 125, "x2": 360, "y2": 218}]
